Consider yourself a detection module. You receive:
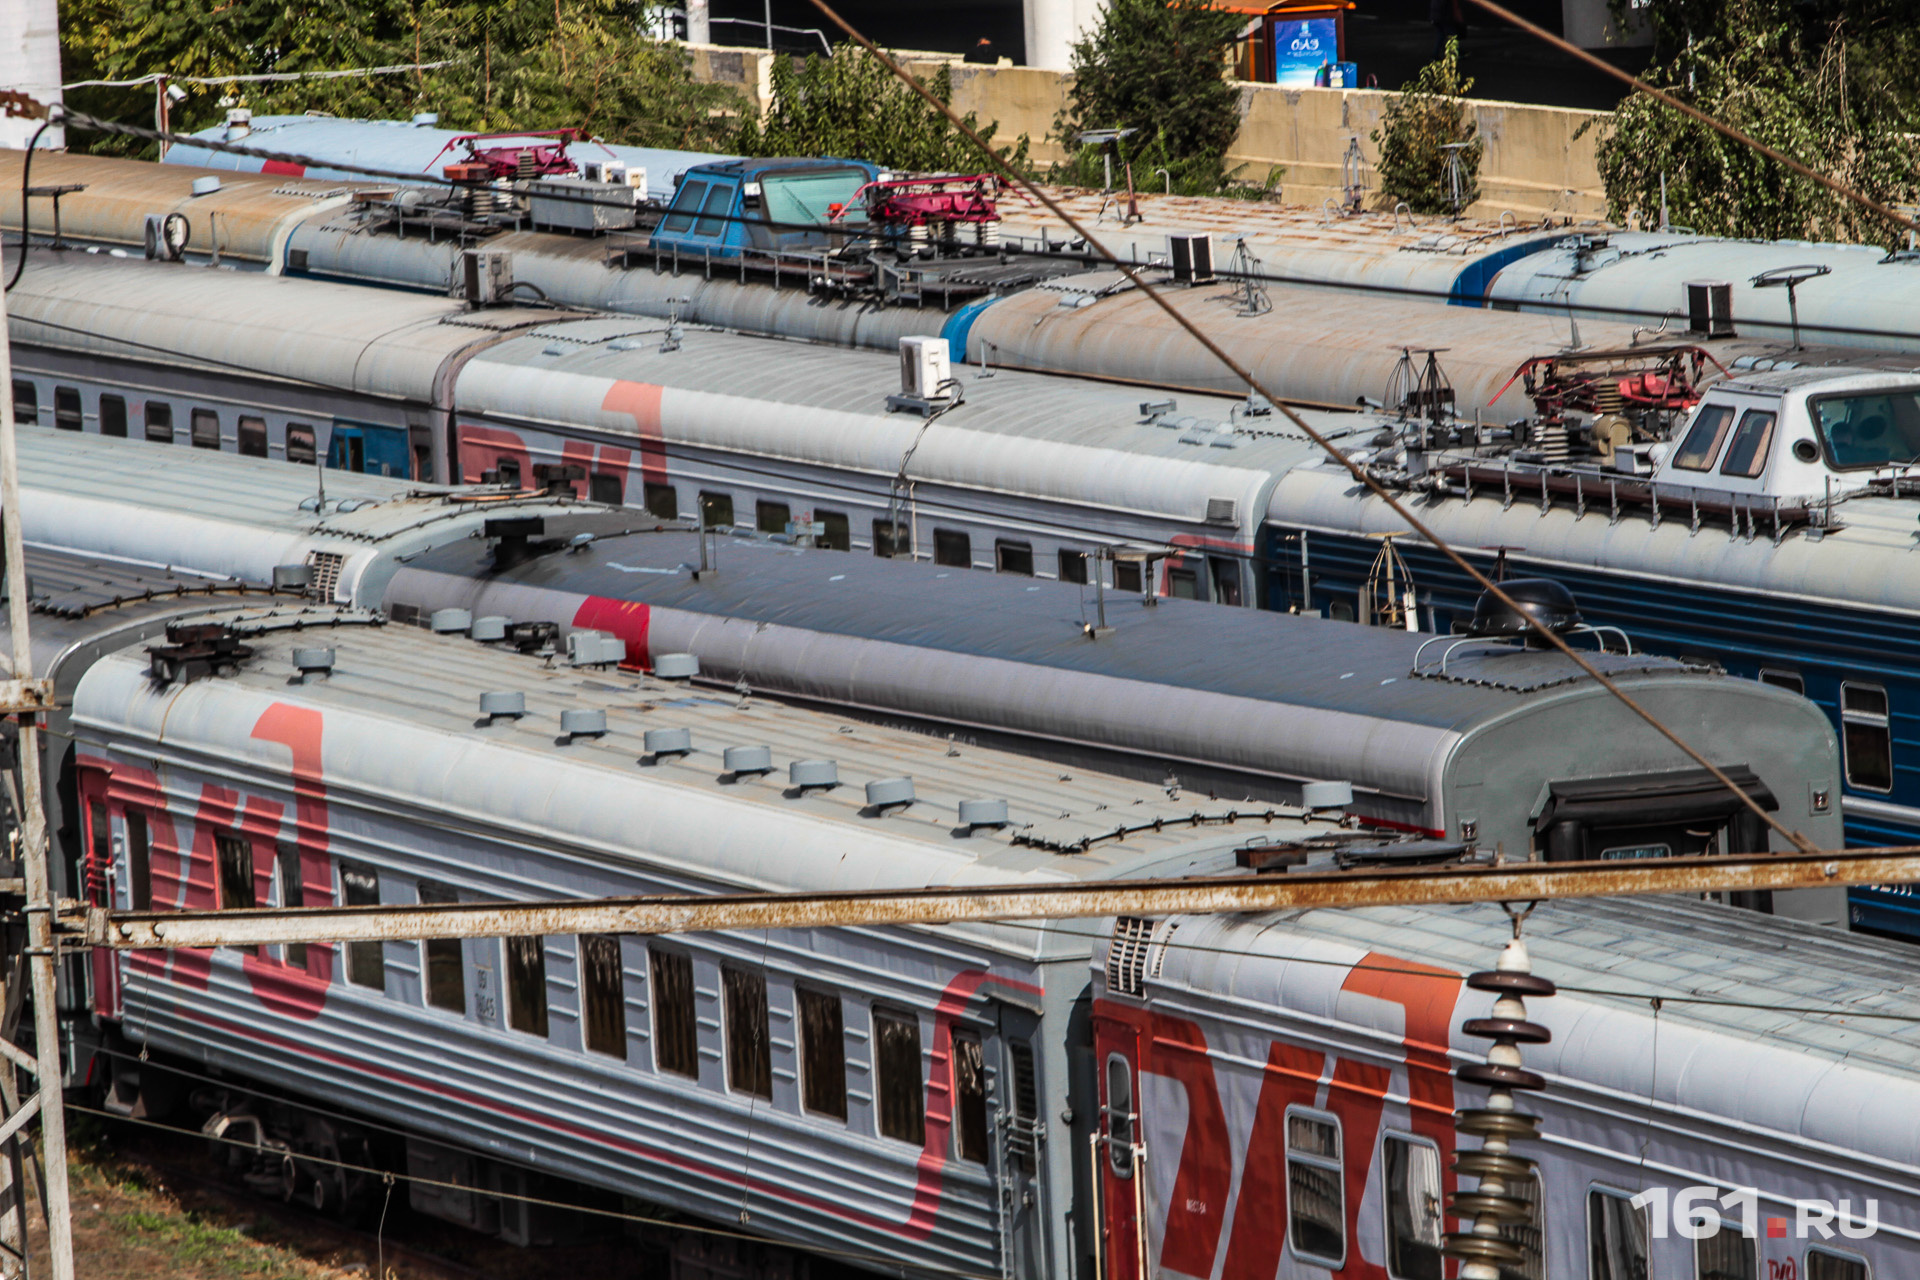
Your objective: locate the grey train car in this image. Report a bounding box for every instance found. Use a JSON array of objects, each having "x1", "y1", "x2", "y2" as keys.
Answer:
[
  {"x1": 1094, "y1": 896, "x2": 1920, "y2": 1280},
  {"x1": 59, "y1": 594, "x2": 1353, "y2": 1280},
  {"x1": 12, "y1": 432, "x2": 1845, "y2": 914}
]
